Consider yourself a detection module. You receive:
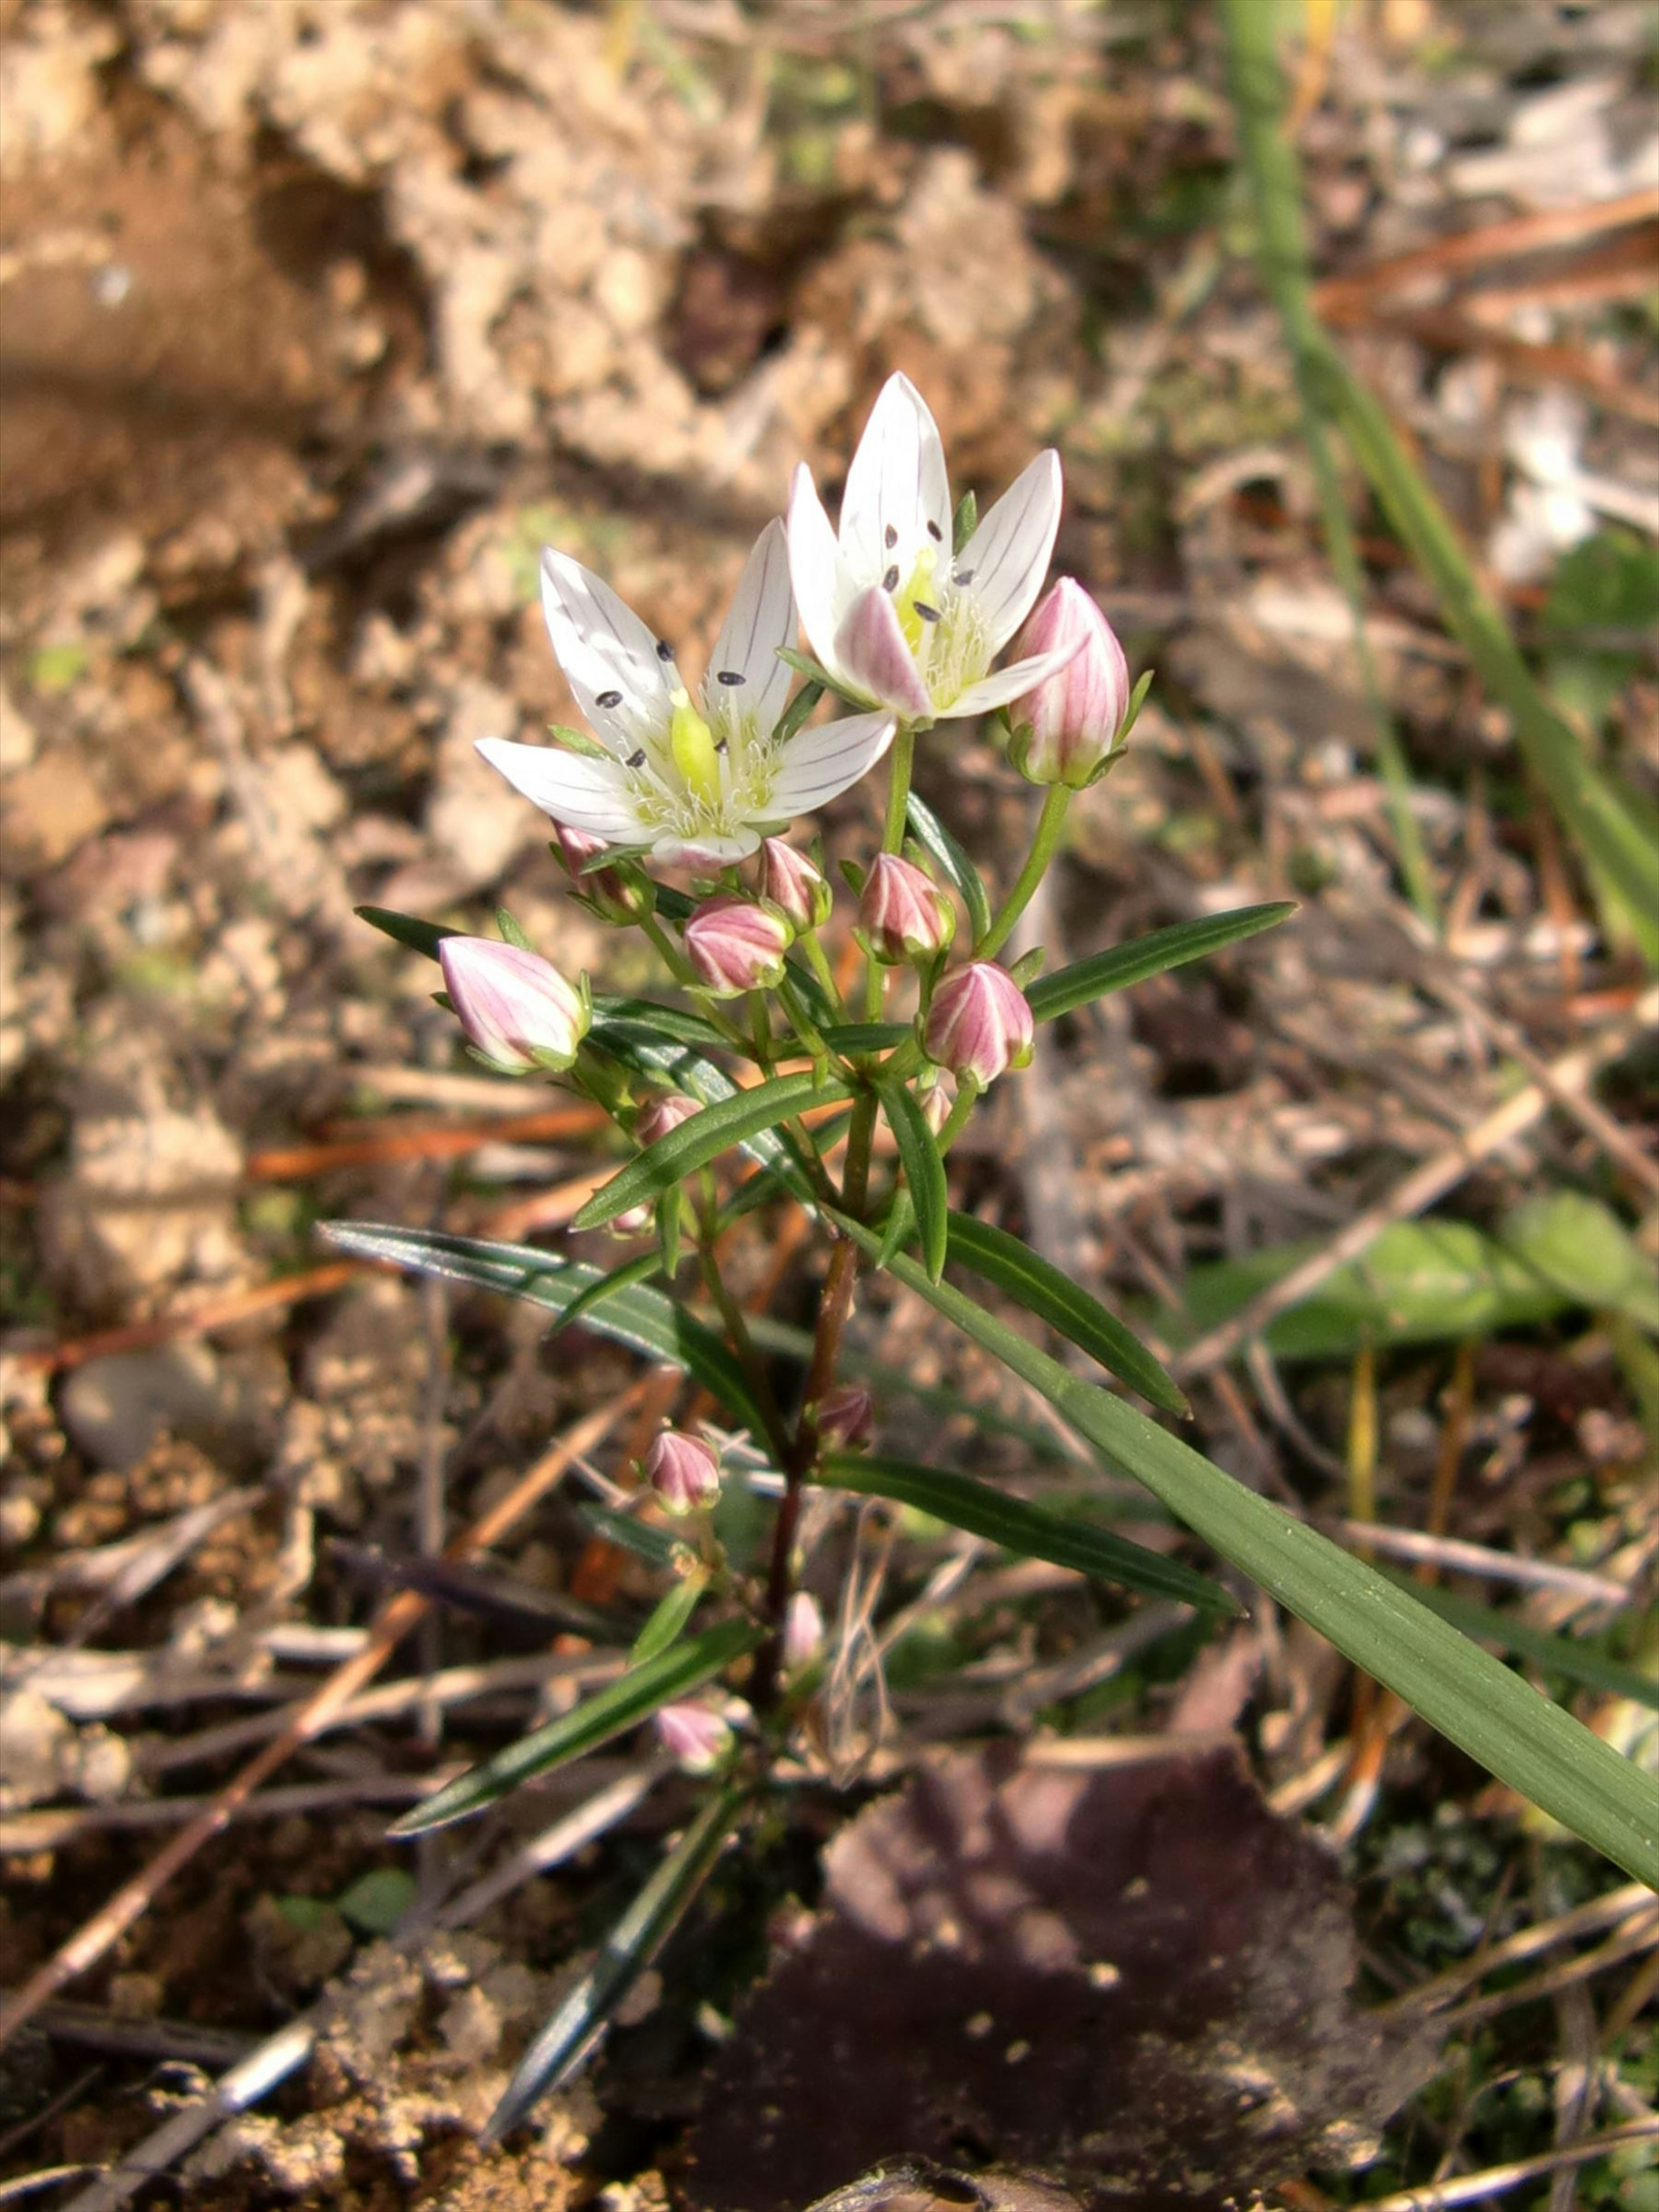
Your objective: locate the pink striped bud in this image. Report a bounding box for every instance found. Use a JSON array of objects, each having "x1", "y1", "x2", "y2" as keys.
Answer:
[
  {"x1": 814, "y1": 1383, "x2": 874, "y2": 1454},
  {"x1": 551, "y1": 821, "x2": 646, "y2": 923},
  {"x1": 834, "y1": 584, "x2": 933, "y2": 721},
  {"x1": 636, "y1": 1093, "x2": 699, "y2": 1149},
  {"x1": 858, "y1": 853, "x2": 954, "y2": 965},
  {"x1": 783, "y1": 1591, "x2": 825, "y2": 1671},
  {"x1": 609, "y1": 1202, "x2": 654, "y2": 1238},
  {"x1": 1006, "y1": 579, "x2": 1131, "y2": 787},
  {"x1": 922, "y1": 961, "x2": 1034, "y2": 1086},
  {"x1": 655, "y1": 1700, "x2": 733, "y2": 1771},
  {"x1": 759, "y1": 838, "x2": 831, "y2": 933},
  {"x1": 644, "y1": 1427, "x2": 721, "y2": 1514},
  {"x1": 919, "y1": 1072, "x2": 957, "y2": 1137},
  {"x1": 683, "y1": 894, "x2": 791, "y2": 996},
  {"x1": 437, "y1": 937, "x2": 589, "y2": 1074}
]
